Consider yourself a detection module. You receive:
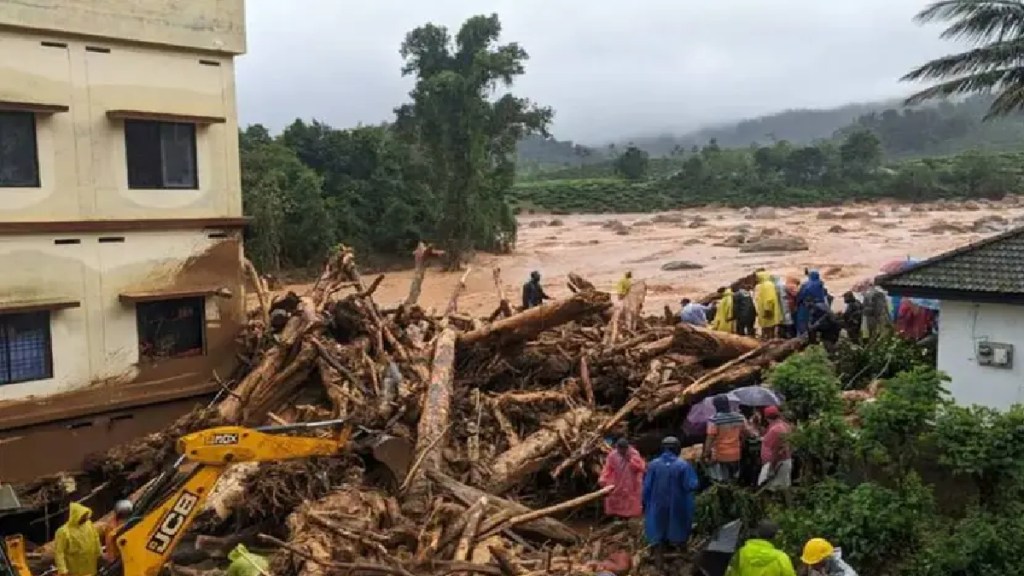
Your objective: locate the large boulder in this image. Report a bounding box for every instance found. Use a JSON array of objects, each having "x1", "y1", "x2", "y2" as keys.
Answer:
[
  {"x1": 661, "y1": 260, "x2": 705, "y2": 271},
  {"x1": 652, "y1": 213, "x2": 686, "y2": 224},
  {"x1": 738, "y1": 235, "x2": 810, "y2": 253},
  {"x1": 752, "y1": 207, "x2": 777, "y2": 219}
]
